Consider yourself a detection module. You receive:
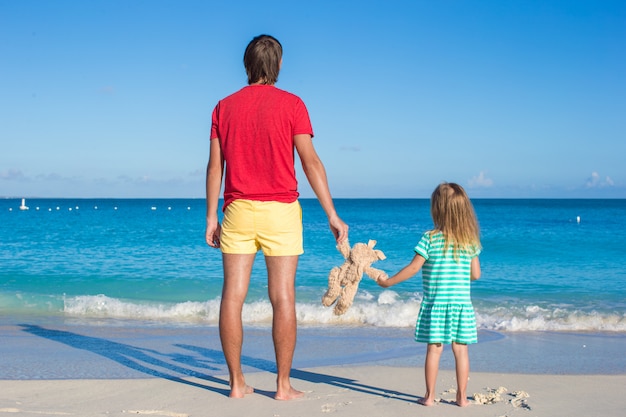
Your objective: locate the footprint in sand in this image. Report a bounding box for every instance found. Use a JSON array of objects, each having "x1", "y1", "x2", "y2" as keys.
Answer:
[
  {"x1": 473, "y1": 386, "x2": 508, "y2": 404},
  {"x1": 0, "y1": 409, "x2": 71, "y2": 415},
  {"x1": 123, "y1": 411, "x2": 189, "y2": 417},
  {"x1": 321, "y1": 401, "x2": 352, "y2": 413},
  {"x1": 510, "y1": 391, "x2": 531, "y2": 410}
]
